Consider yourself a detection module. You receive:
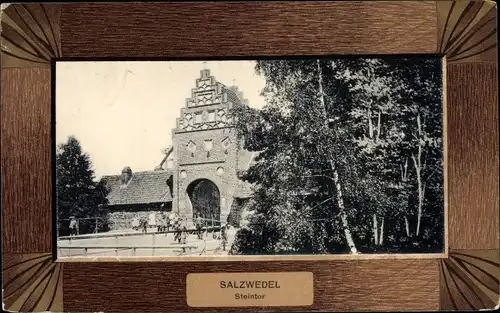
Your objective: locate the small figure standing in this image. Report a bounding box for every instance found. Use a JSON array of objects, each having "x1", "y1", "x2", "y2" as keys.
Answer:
[
  {"x1": 181, "y1": 226, "x2": 188, "y2": 244},
  {"x1": 164, "y1": 214, "x2": 171, "y2": 237},
  {"x1": 131, "y1": 217, "x2": 139, "y2": 231},
  {"x1": 179, "y1": 225, "x2": 189, "y2": 254},
  {"x1": 220, "y1": 224, "x2": 228, "y2": 251},
  {"x1": 172, "y1": 214, "x2": 182, "y2": 243},
  {"x1": 69, "y1": 216, "x2": 77, "y2": 236},
  {"x1": 158, "y1": 205, "x2": 166, "y2": 232},
  {"x1": 148, "y1": 212, "x2": 156, "y2": 231},
  {"x1": 193, "y1": 213, "x2": 203, "y2": 240},
  {"x1": 140, "y1": 217, "x2": 148, "y2": 233},
  {"x1": 157, "y1": 214, "x2": 163, "y2": 233}
]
